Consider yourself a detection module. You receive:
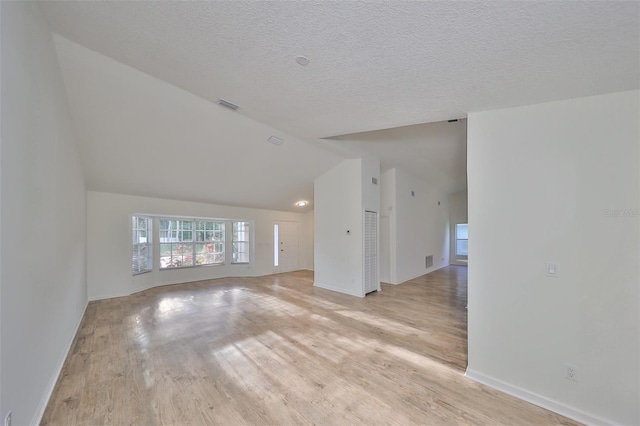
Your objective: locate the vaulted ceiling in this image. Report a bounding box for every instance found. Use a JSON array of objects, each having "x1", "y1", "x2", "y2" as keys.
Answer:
[{"x1": 40, "y1": 1, "x2": 639, "y2": 211}]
